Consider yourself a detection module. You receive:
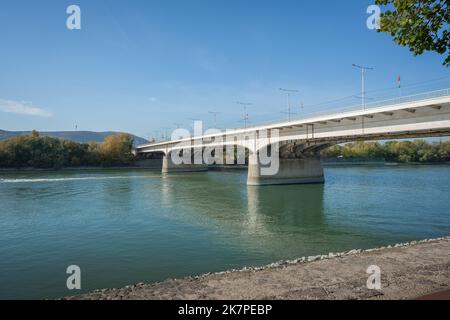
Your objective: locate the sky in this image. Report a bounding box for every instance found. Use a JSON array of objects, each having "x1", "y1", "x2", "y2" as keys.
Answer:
[{"x1": 0, "y1": 0, "x2": 449, "y2": 140}]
